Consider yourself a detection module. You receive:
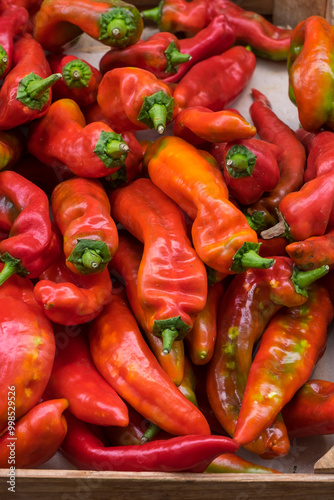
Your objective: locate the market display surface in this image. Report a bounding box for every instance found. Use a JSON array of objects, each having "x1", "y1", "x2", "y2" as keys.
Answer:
[{"x1": 0, "y1": 0, "x2": 334, "y2": 490}]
